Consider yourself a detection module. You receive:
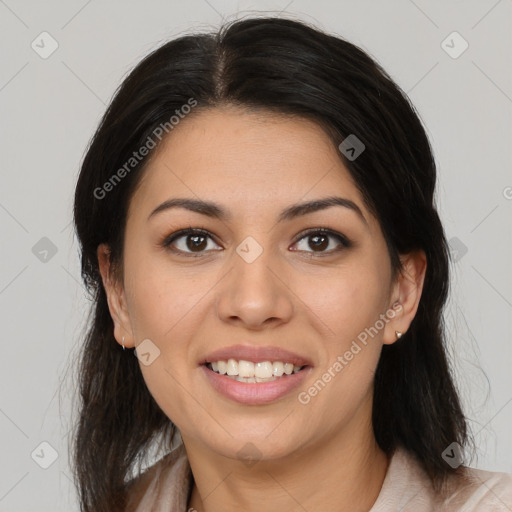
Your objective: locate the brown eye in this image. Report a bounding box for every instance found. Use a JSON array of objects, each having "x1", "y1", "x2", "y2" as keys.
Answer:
[
  {"x1": 307, "y1": 233, "x2": 329, "y2": 251},
  {"x1": 162, "y1": 228, "x2": 221, "y2": 256},
  {"x1": 185, "y1": 233, "x2": 208, "y2": 252},
  {"x1": 290, "y1": 229, "x2": 351, "y2": 254}
]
